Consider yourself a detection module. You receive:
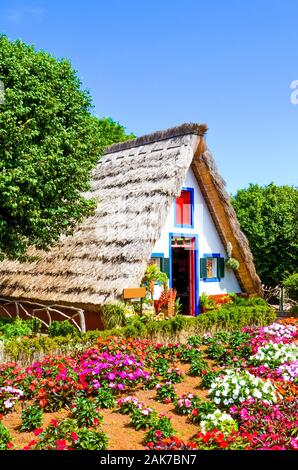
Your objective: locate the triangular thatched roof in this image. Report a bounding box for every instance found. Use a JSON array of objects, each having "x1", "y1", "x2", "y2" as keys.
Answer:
[{"x1": 0, "y1": 123, "x2": 262, "y2": 310}]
